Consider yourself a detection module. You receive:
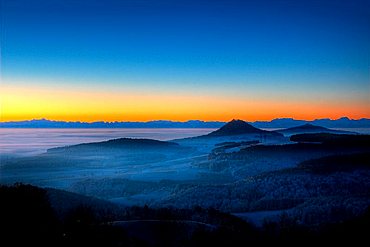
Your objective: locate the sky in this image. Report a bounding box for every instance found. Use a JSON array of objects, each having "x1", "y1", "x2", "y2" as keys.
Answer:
[{"x1": 0, "y1": 0, "x2": 369, "y2": 122}]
